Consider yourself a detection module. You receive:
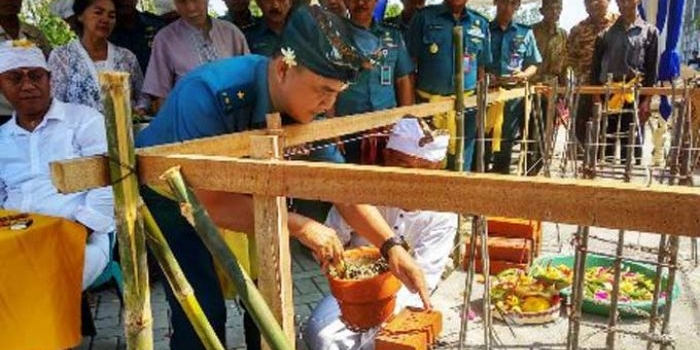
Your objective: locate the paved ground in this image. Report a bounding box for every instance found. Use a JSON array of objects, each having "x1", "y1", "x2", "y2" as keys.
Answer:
[
  {"x1": 79, "y1": 223, "x2": 700, "y2": 350},
  {"x1": 78, "y1": 240, "x2": 324, "y2": 350}
]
